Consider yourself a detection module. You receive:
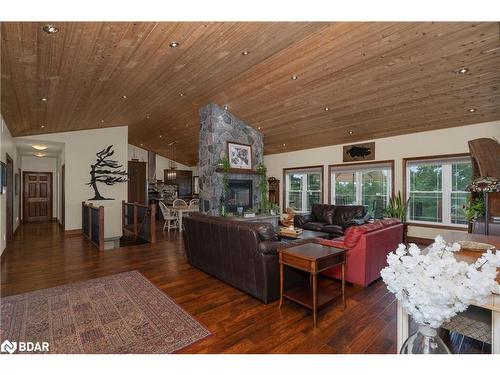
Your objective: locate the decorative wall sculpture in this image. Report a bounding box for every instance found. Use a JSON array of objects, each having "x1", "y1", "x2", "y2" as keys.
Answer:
[
  {"x1": 87, "y1": 145, "x2": 127, "y2": 200},
  {"x1": 343, "y1": 142, "x2": 376, "y2": 162}
]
